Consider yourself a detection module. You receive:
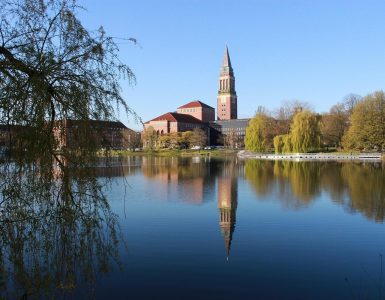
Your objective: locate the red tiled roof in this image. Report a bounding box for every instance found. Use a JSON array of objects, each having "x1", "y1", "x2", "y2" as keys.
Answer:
[
  {"x1": 146, "y1": 112, "x2": 204, "y2": 124},
  {"x1": 177, "y1": 100, "x2": 214, "y2": 110}
]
